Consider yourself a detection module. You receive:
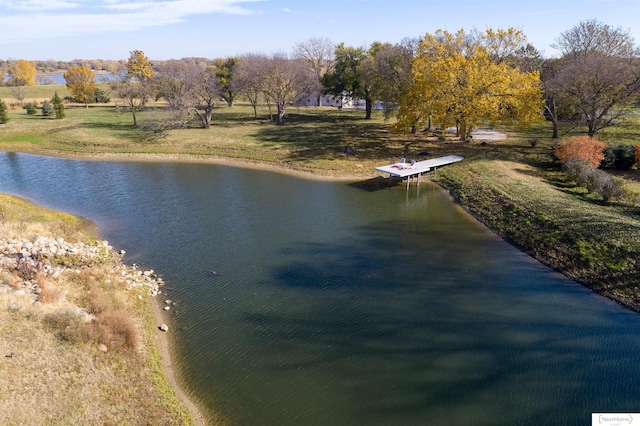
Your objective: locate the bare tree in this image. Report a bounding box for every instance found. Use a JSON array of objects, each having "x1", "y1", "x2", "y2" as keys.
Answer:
[
  {"x1": 234, "y1": 54, "x2": 268, "y2": 118},
  {"x1": 156, "y1": 60, "x2": 201, "y2": 127},
  {"x1": 547, "y1": 19, "x2": 640, "y2": 137},
  {"x1": 11, "y1": 86, "x2": 26, "y2": 107},
  {"x1": 114, "y1": 50, "x2": 156, "y2": 127},
  {"x1": 191, "y1": 66, "x2": 220, "y2": 128},
  {"x1": 551, "y1": 54, "x2": 640, "y2": 136},
  {"x1": 114, "y1": 79, "x2": 155, "y2": 127},
  {"x1": 552, "y1": 18, "x2": 638, "y2": 58},
  {"x1": 259, "y1": 53, "x2": 314, "y2": 125},
  {"x1": 294, "y1": 37, "x2": 334, "y2": 106}
]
